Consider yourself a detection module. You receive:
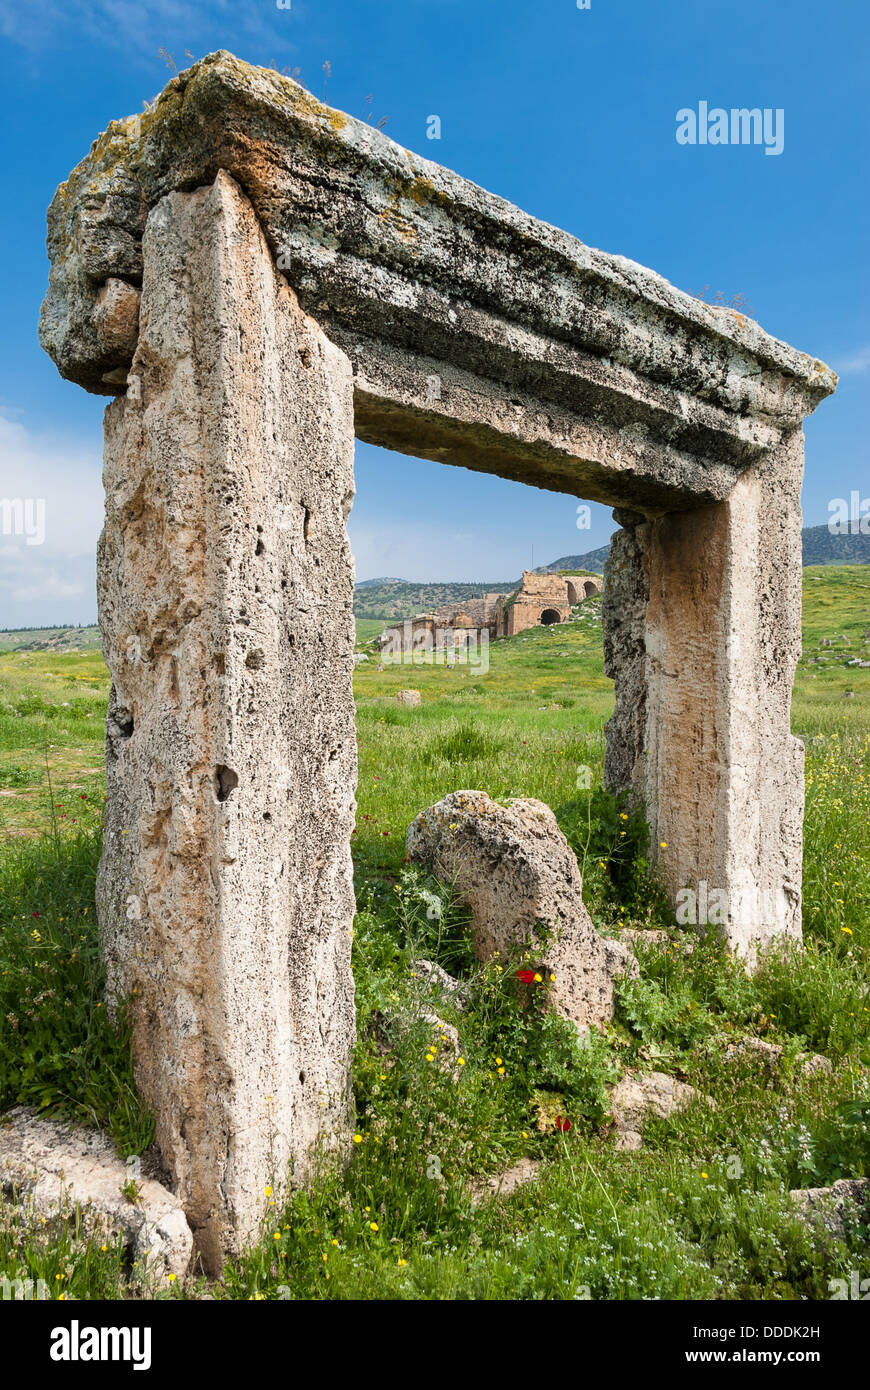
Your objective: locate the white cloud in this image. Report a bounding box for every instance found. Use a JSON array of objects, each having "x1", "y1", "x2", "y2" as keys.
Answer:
[
  {"x1": 836, "y1": 346, "x2": 870, "y2": 374},
  {"x1": 0, "y1": 411, "x2": 103, "y2": 626},
  {"x1": 0, "y1": 0, "x2": 296, "y2": 59}
]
